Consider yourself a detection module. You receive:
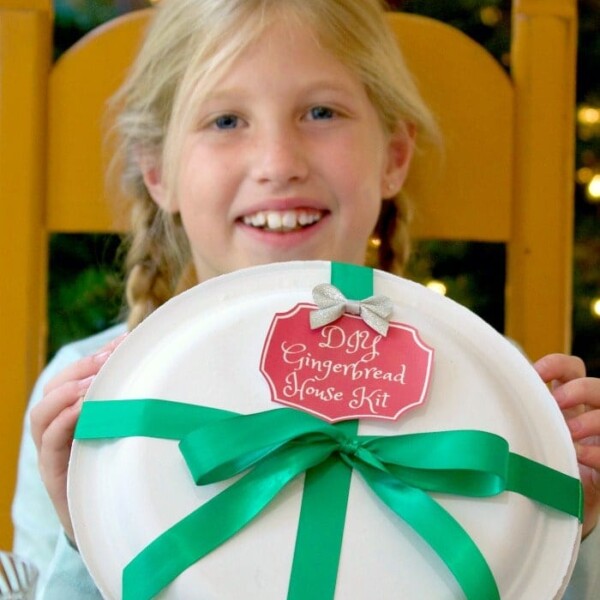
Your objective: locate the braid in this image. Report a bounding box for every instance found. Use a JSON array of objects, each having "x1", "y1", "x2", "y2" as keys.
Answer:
[
  {"x1": 124, "y1": 193, "x2": 194, "y2": 329},
  {"x1": 366, "y1": 194, "x2": 412, "y2": 275}
]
